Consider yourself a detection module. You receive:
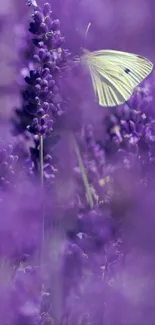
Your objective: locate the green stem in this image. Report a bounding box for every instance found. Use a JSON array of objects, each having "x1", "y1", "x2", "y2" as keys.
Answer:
[{"x1": 72, "y1": 133, "x2": 94, "y2": 209}]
